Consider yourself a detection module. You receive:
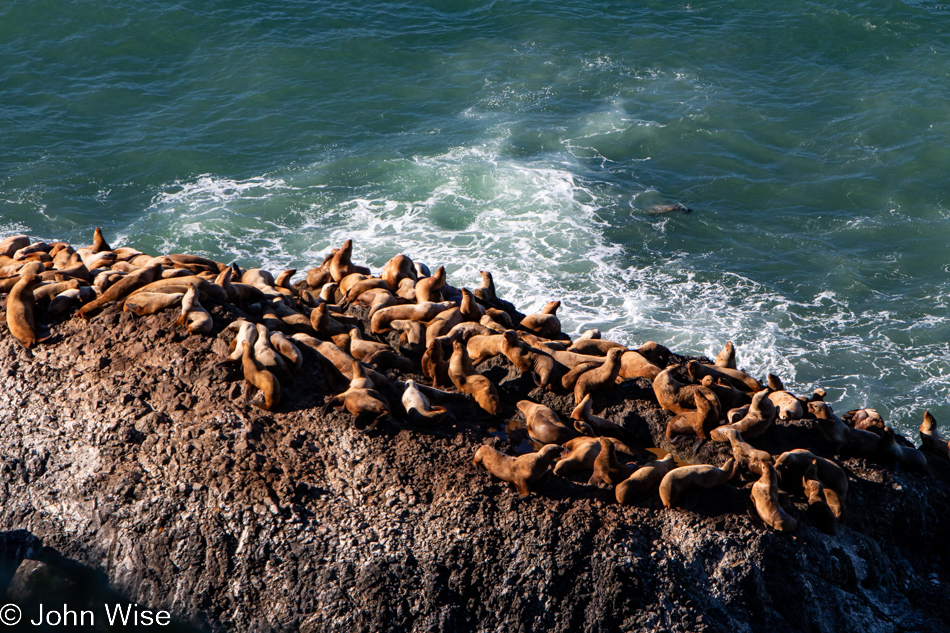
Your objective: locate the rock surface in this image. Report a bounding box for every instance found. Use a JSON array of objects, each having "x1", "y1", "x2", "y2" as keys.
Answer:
[{"x1": 0, "y1": 303, "x2": 948, "y2": 632}]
